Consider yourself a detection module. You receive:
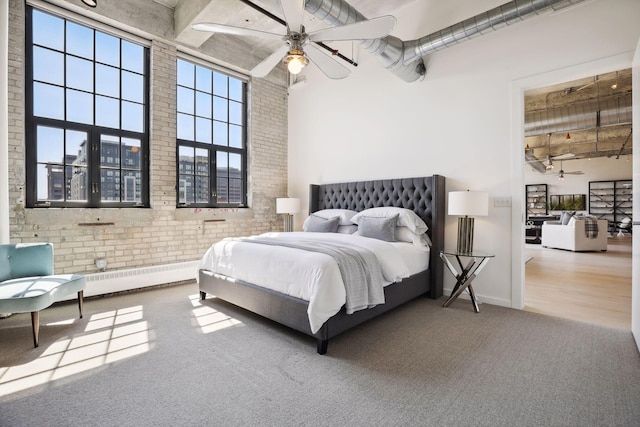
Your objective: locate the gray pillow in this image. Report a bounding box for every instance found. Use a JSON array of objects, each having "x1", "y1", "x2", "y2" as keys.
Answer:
[
  {"x1": 560, "y1": 211, "x2": 576, "y2": 225},
  {"x1": 304, "y1": 214, "x2": 340, "y2": 232},
  {"x1": 356, "y1": 214, "x2": 399, "y2": 242}
]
